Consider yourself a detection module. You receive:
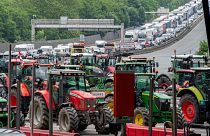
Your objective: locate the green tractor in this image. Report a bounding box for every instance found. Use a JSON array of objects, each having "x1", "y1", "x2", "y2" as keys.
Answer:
[
  {"x1": 0, "y1": 91, "x2": 25, "y2": 128},
  {"x1": 115, "y1": 56, "x2": 172, "y2": 89},
  {"x1": 168, "y1": 54, "x2": 208, "y2": 72},
  {"x1": 134, "y1": 73, "x2": 185, "y2": 128},
  {"x1": 177, "y1": 67, "x2": 210, "y2": 124}
]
